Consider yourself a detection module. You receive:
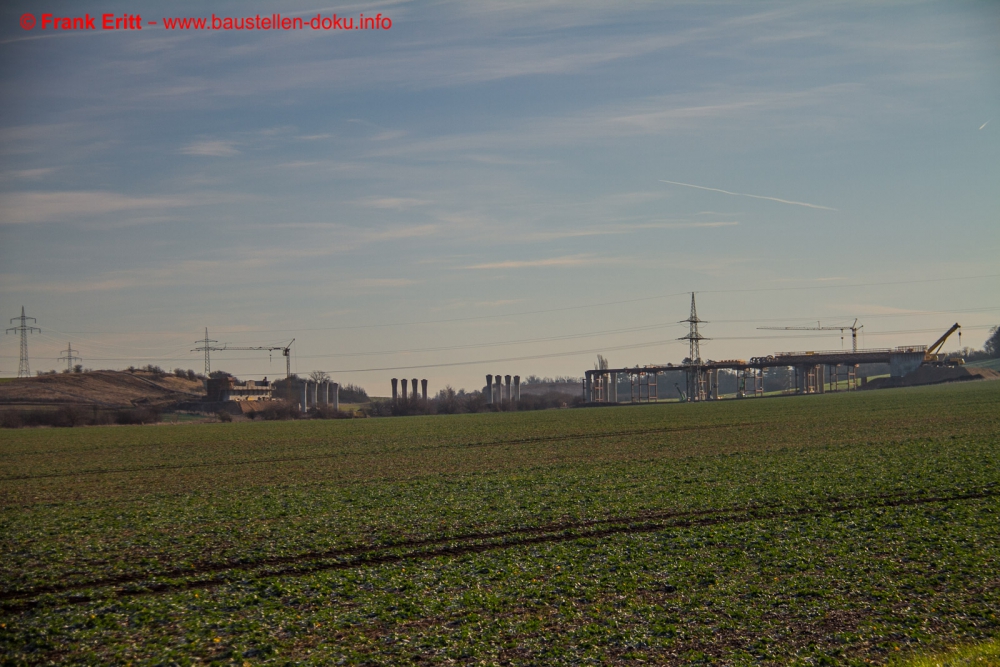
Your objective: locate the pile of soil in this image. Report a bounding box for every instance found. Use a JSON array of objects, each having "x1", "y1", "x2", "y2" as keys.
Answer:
[
  {"x1": 862, "y1": 365, "x2": 1000, "y2": 390},
  {"x1": 0, "y1": 371, "x2": 205, "y2": 408}
]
